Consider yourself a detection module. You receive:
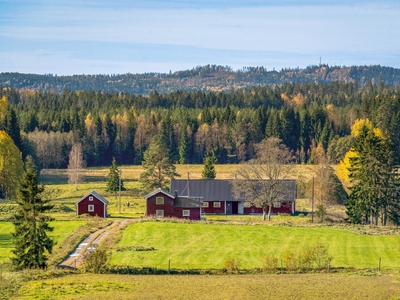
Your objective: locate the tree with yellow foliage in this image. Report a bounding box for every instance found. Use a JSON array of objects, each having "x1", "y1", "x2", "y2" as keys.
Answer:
[
  {"x1": 0, "y1": 130, "x2": 24, "y2": 199},
  {"x1": 342, "y1": 119, "x2": 399, "y2": 225}
]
